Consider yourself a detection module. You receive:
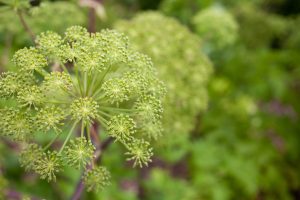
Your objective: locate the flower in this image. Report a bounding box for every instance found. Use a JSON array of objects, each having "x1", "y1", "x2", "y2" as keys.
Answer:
[
  {"x1": 35, "y1": 106, "x2": 65, "y2": 133},
  {"x1": 34, "y1": 151, "x2": 62, "y2": 182},
  {"x1": 125, "y1": 139, "x2": 153, "y2": 167},
  {"x1": 65, "y1": 137, "x2": 95, "y2": 169},
  {"x1": 12, "y1": 47, "x2": 47, "y2": 73},
  {"x1": 0, "y1": 26, "x2": 164, "y2": 185},
  {"x1": 19, "y1": 144, "x2": 43, "y2": 171},
  {"x1": 83, "y1": 166, "x2": 111, "y2": 192},
  {"x1": 107, "y1": 114, "x2": 136, "y2": 143},
  {"x1": 70, "y1": 97, "x2": 99, "y2": 125},
  {"x1": 193, "y1": 7, "x2": 239, "y2": 50}
]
